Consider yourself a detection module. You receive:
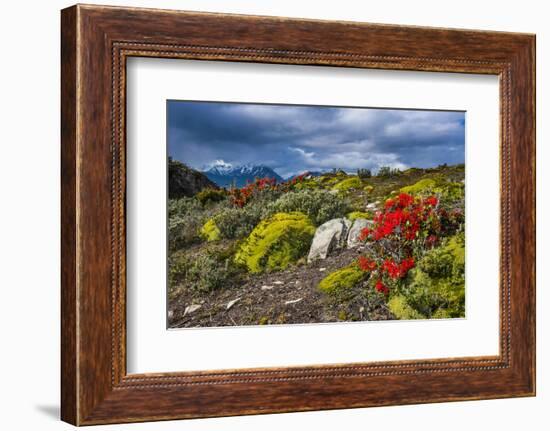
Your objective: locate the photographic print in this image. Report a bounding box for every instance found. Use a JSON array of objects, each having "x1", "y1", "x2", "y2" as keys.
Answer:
[{"x1": 167, "y1": 101, "x2": 465, "y2": 328}]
